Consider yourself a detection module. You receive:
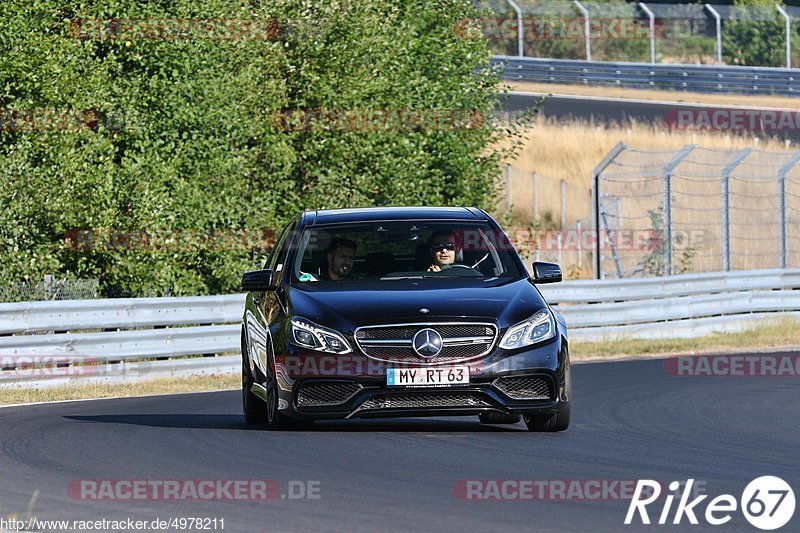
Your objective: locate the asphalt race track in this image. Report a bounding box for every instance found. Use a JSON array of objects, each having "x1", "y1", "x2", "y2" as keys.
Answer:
[
  {"x1": 1, "y1": 357, "x2": 797, "y2": 532},
  {"x1": 503, "y1": 92, "x2": 800, "y2": 143}
]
